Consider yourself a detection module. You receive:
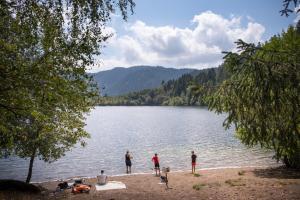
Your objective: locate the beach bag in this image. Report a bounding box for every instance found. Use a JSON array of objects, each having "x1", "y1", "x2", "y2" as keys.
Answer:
[
  {"x1": 72, "y1": 184, "x2": 91, "y2": 194},
  {"x1": 58, "y1": 182, "x2": 69, "y2": 190},
  {"x1": 74, "y1": 178, "x2": 83, "y2": 184}
]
